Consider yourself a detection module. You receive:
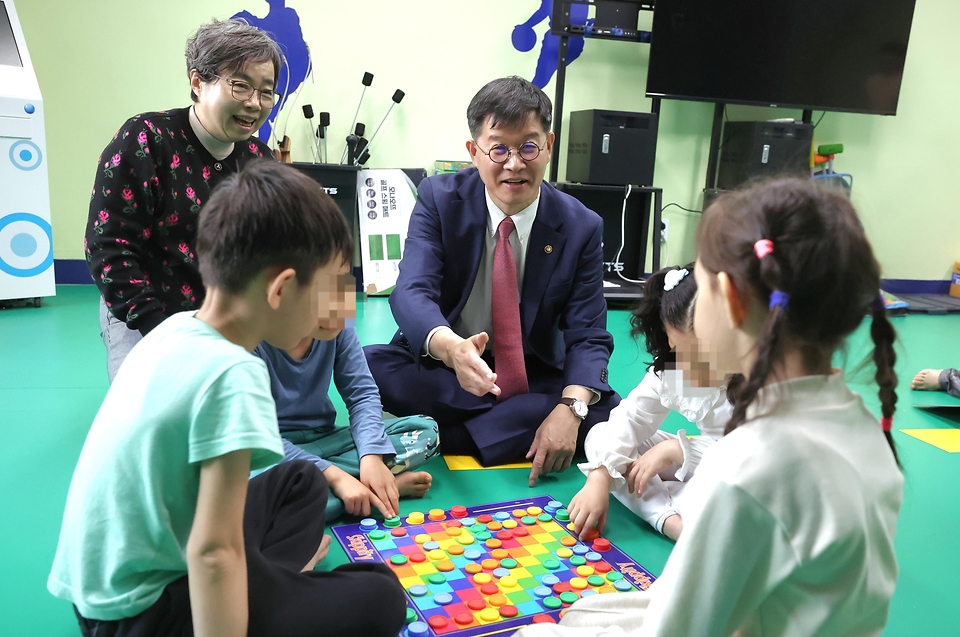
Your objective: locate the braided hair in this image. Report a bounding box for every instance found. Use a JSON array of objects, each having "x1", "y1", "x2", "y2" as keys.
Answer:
[{"x1": 695, "y1": 178, "x2": 899, "y2": 465}]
